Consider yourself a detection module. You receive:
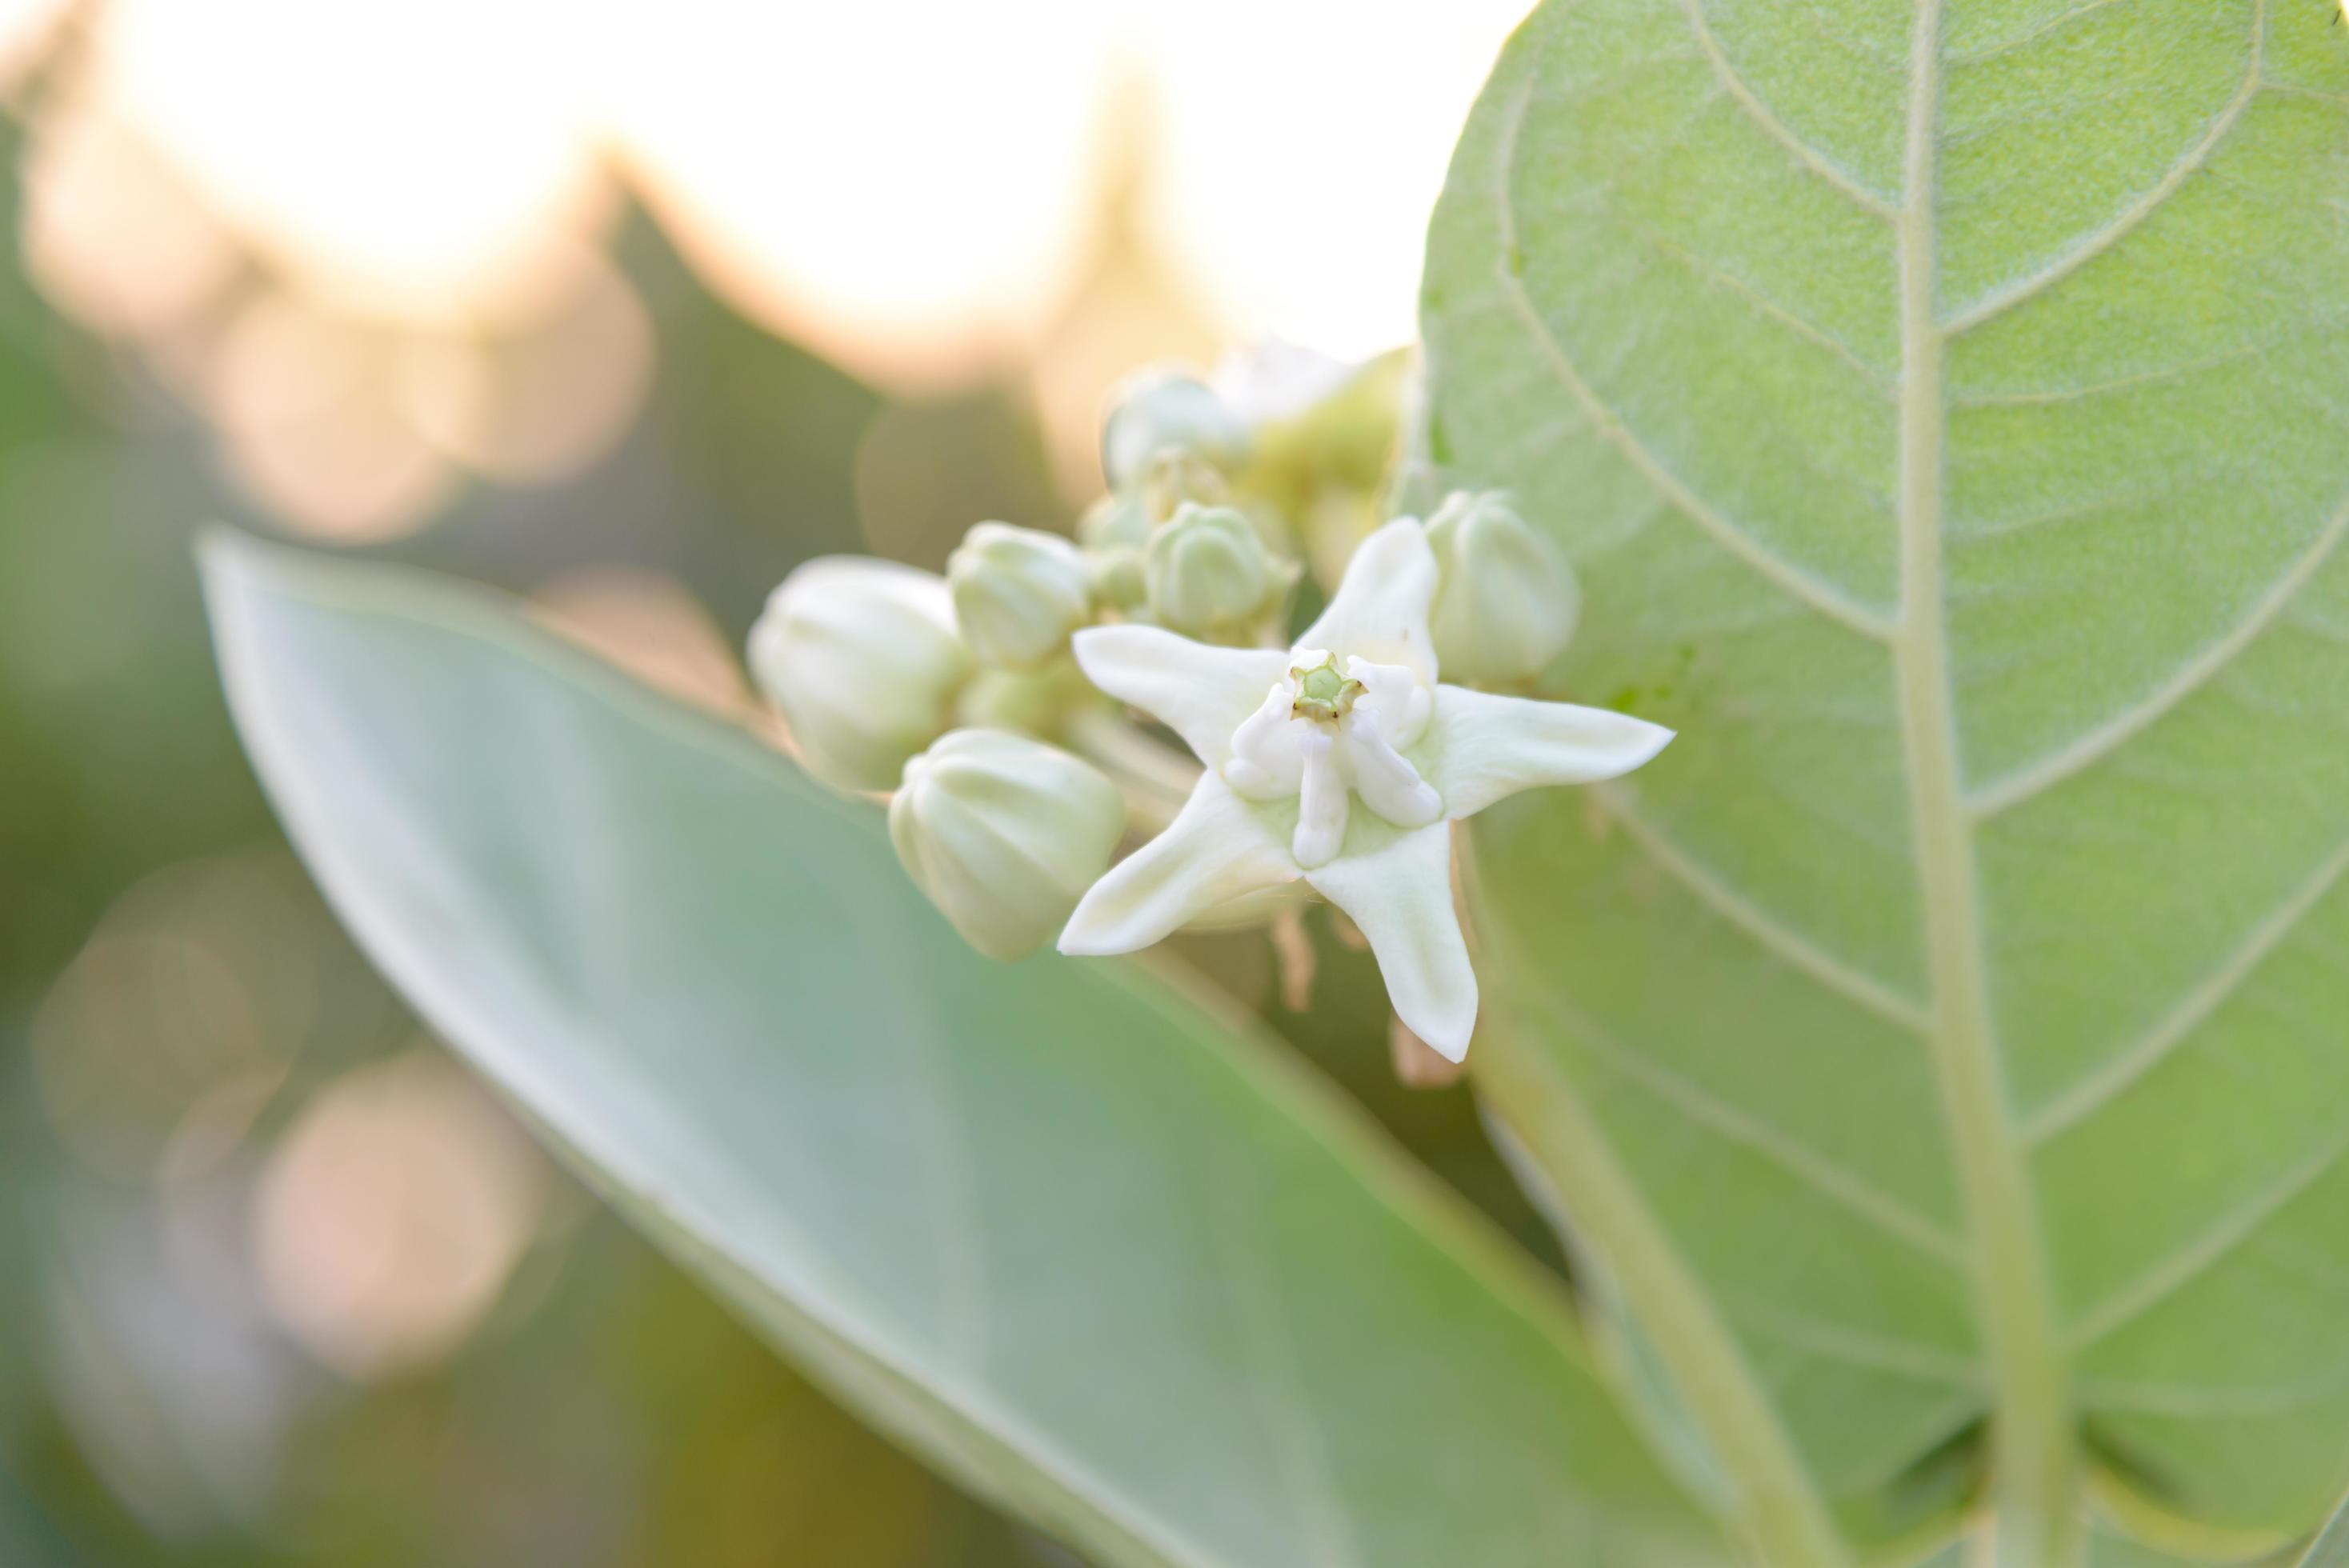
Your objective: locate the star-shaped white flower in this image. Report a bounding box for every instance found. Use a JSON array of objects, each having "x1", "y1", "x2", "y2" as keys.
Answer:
[{"x1": 1058, "y1": 518, "x2": 1673, "y2": 1061}]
